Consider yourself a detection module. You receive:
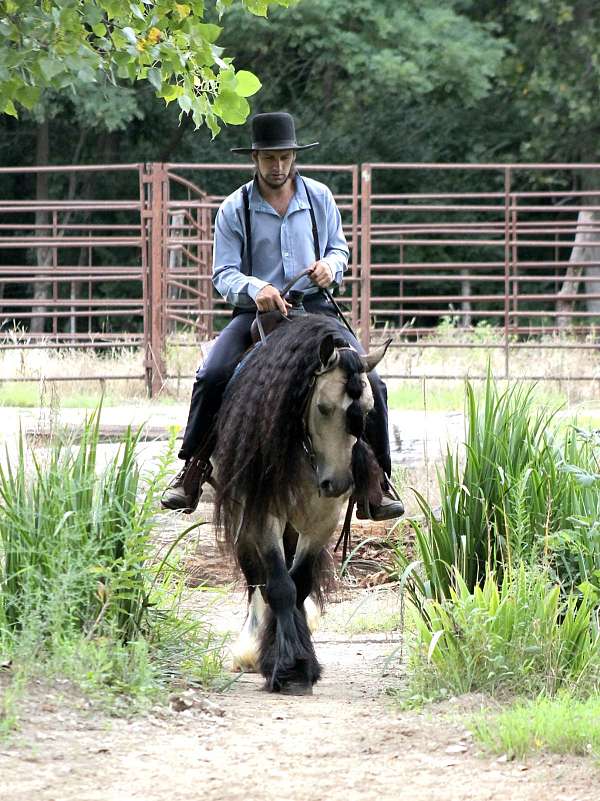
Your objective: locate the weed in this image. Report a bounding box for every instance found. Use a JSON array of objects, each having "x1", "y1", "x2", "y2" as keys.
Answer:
[{"x1": 405, "y1": 565, "x2": 600, "y2": 701}]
